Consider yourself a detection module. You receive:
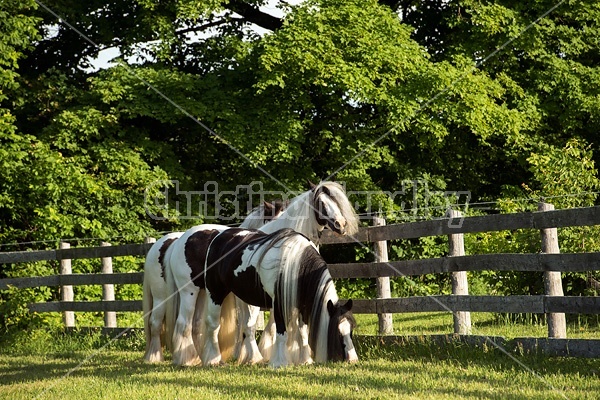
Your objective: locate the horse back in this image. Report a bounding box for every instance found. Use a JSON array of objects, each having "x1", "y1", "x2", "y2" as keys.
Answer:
[
  {"x1": 183, "y1": 228, "x2": 224, "y2": 289},
  {"x1": 204, "y1": 228, "x2": 298, "y2": 307}
]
